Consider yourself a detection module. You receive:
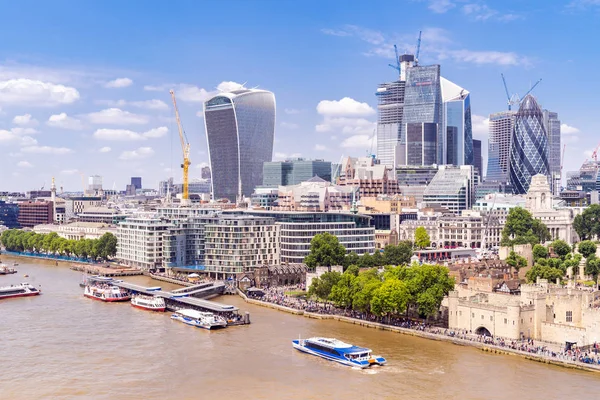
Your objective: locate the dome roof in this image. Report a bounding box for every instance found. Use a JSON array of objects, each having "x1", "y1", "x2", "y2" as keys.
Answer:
[{"x1": 517, "y1": 94, "x2": 542, "y2": 116}]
